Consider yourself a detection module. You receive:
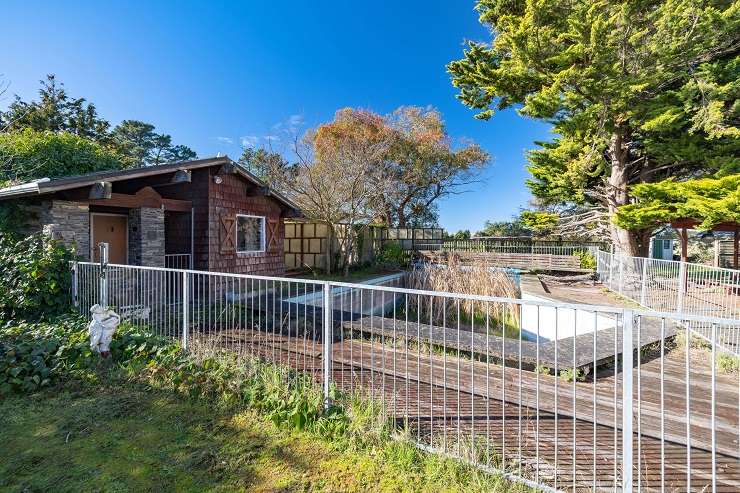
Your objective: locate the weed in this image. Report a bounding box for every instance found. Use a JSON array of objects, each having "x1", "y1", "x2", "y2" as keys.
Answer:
[
  {"x1": 716, "y1": 351, "x2": 740, "y2": 374},
  {"x1": 559, "y1": 367, "x2": 585, "y2": 382}
]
